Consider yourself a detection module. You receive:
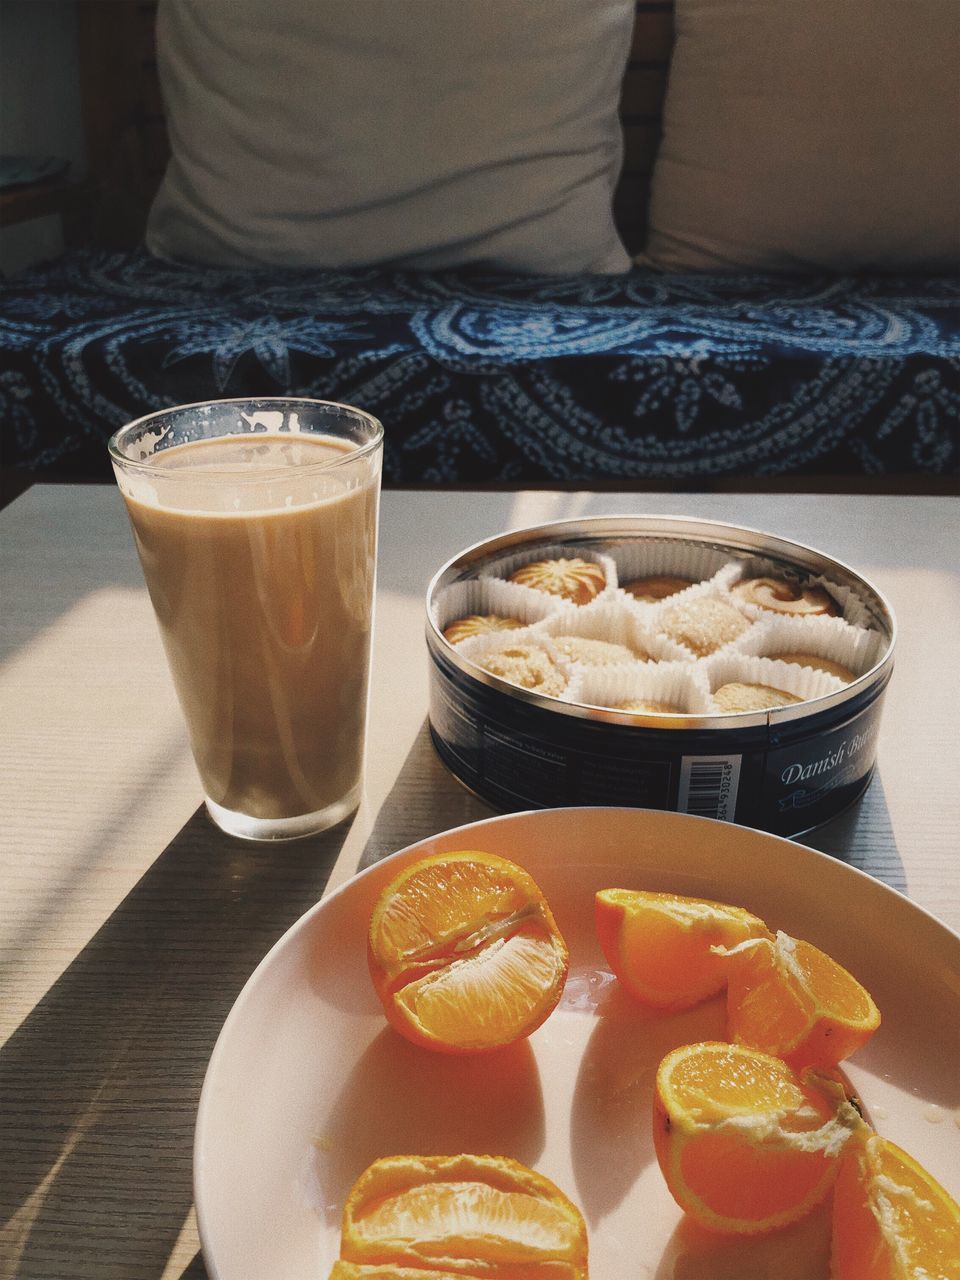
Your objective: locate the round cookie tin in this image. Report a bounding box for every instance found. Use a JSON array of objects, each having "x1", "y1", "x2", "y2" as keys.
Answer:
[{"x1": 425, "y1": 516, "x2": 896, "y2": 837}]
